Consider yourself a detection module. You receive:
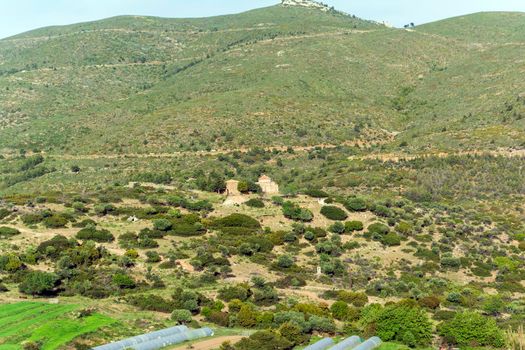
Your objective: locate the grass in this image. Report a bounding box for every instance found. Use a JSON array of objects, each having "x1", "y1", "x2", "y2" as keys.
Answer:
[{"x1": 0, "y1": 302, "x2": 115, "y2": 350}]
